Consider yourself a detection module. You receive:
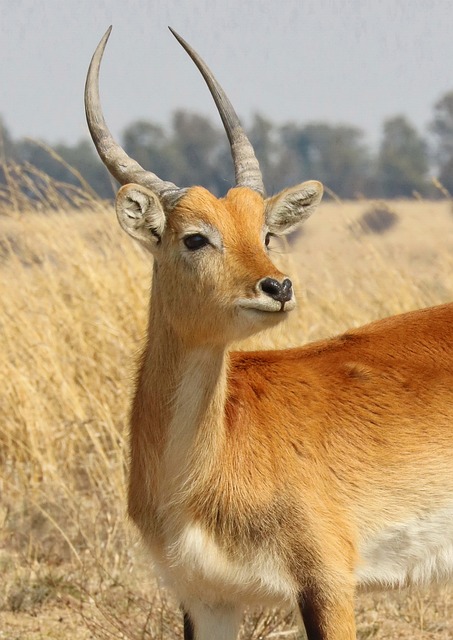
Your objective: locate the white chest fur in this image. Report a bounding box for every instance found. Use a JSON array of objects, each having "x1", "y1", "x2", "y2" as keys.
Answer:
[
  {"x1": 155, "y1": 348, "x2": 297, "y2": 607},
  {"x1": 356, "y1": 505, "x2": 453, "y2": 589}
]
